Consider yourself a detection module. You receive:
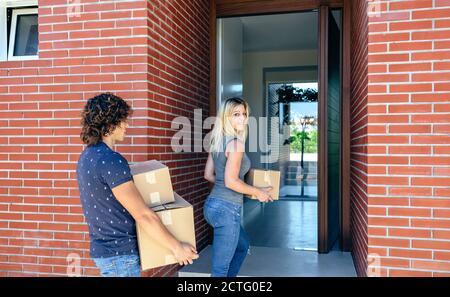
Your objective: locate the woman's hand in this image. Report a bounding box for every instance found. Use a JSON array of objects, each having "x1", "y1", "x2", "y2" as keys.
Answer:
[{"x1": 255, "y1": 186, "x2": 273, "y2": 203}]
